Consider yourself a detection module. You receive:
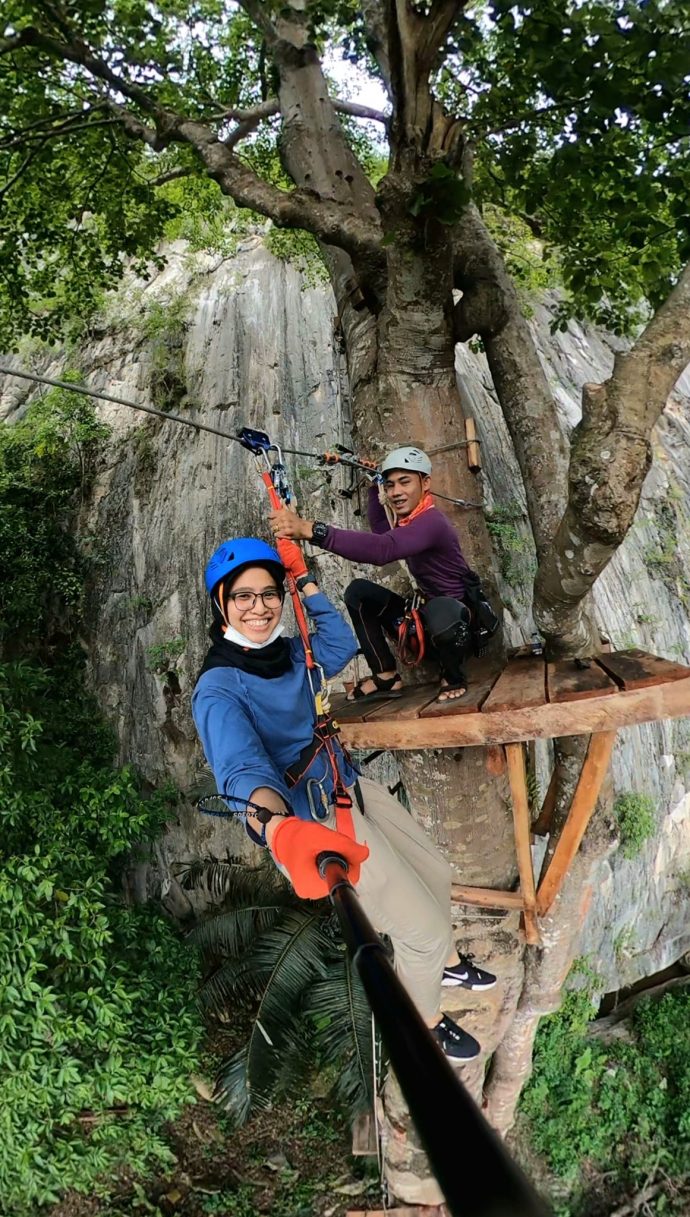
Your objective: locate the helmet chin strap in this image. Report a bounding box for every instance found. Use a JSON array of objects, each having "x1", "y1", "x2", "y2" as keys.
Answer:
[{"x1": 215, "y1": 583, "x2": 228, "y2": 628}]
